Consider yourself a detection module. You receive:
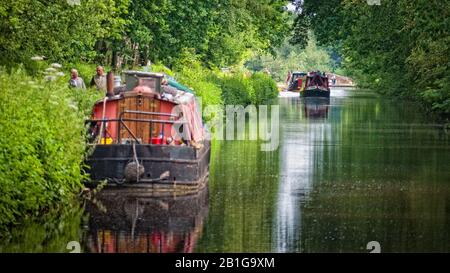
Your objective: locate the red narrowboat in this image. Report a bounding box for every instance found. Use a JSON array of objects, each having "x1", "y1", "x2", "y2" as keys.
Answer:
[
  {"x1": 300, "y1": 71, "x2": 331, "y2": 98},
  {"x1": 85, "y1": 71, "x2": 210, "y2": 189}
]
